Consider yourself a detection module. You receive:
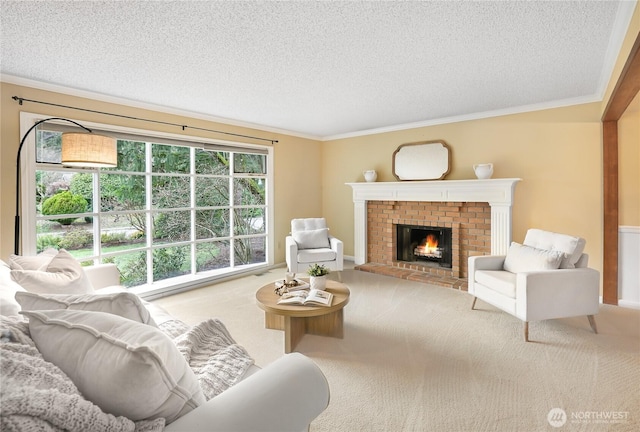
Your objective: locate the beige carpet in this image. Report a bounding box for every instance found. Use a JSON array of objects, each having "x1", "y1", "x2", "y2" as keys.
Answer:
[{"x1": 153, "y1": 265, "x2": 640, "y2": 431}]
